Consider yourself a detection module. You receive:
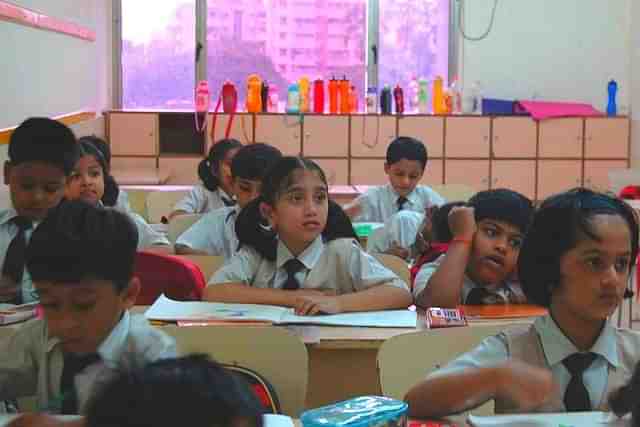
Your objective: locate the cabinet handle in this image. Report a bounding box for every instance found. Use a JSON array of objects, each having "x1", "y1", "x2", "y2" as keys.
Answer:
[
  {"x1": 294, "y1": 134, "x2": 299, "y2": 139},
  {"x1": 483, "y1": 136, "x2": 489, "y2": 142},
  {"x1": 494, "y1": 136, "x2": 499, "y2": 142}
]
